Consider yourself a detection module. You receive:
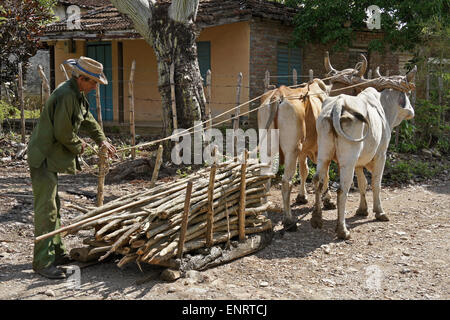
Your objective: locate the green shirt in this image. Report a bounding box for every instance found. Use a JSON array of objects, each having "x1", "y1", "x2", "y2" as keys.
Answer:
[{"x1": 27, "y1": 77, "x2": 106, "y2": 174}]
